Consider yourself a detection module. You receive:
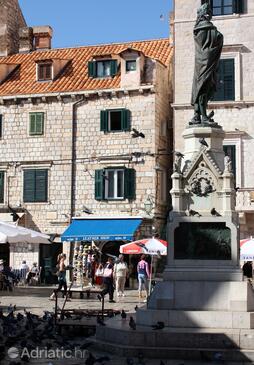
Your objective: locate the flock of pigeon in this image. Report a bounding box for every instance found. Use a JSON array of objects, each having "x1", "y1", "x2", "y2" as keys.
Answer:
[
  {"x1": 0, "y1": 304, "x2": 225, "y2": 364},
  {"x1": 0, "y1": 304, "x2": 172, "y2": 365}
]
